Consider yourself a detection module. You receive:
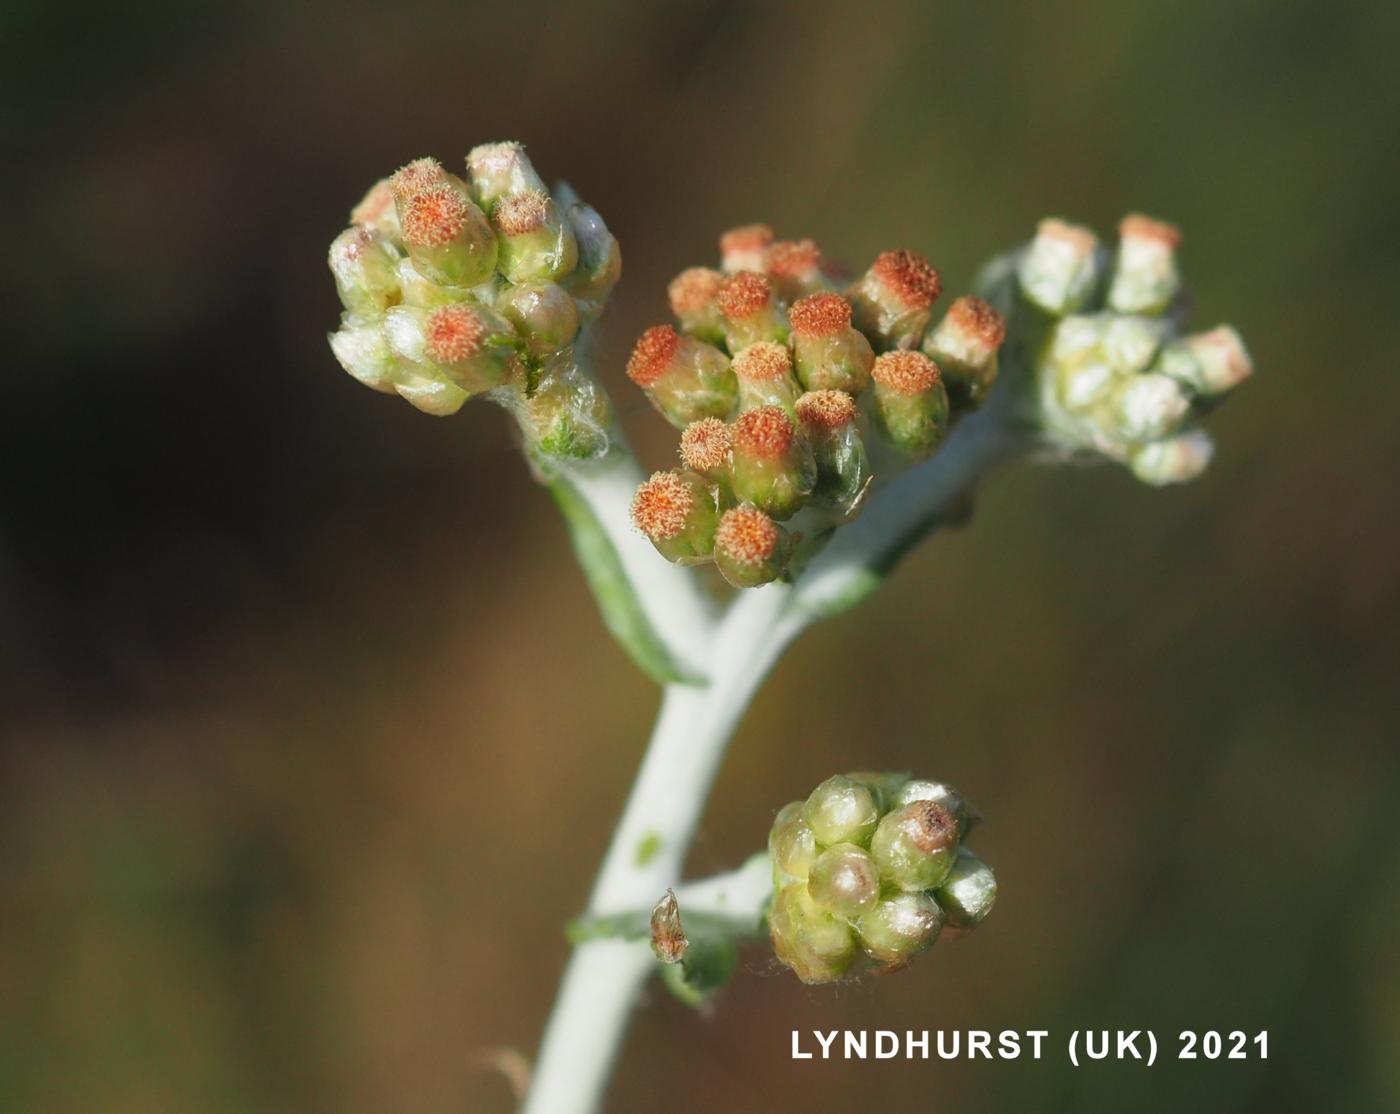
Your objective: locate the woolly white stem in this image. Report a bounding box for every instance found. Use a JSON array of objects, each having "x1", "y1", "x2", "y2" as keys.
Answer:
[{"x1": 522, "y1": 409, "x2": 1022, "y2": 1114}]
